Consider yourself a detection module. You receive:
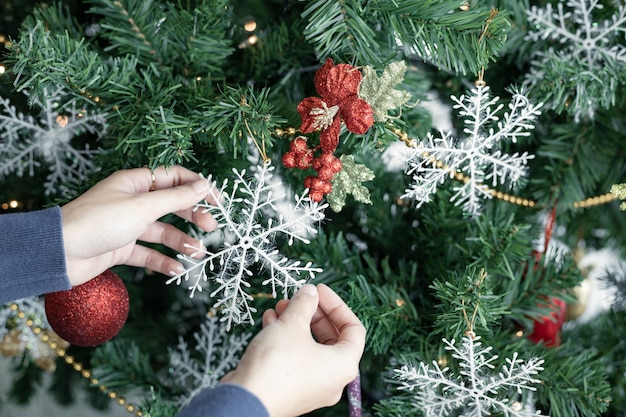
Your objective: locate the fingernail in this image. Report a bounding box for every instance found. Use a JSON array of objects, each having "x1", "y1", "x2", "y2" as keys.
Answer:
[
  {"x1": 298, "y1": 284, "x2": 317, "y2": 297},
  {"x1": 192, "y1": 178, "x2": 210, "y2": 195}
]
